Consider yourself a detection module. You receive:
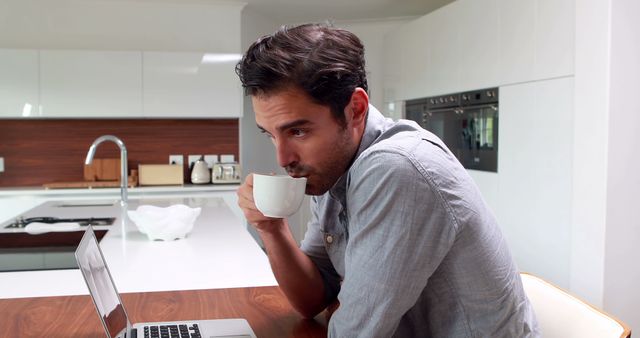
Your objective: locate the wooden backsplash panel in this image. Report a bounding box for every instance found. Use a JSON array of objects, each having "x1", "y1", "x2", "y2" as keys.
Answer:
[{"x1": 0, "y1": 119, "x2": 239, "y2": 187}]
